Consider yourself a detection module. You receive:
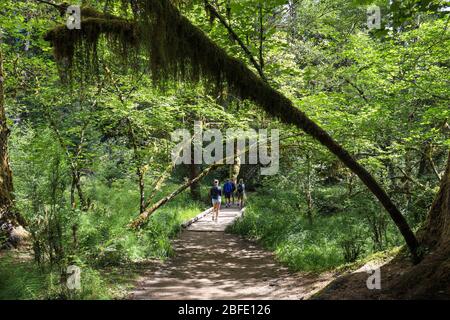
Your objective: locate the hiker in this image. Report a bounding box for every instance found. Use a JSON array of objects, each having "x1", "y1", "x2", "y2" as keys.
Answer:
[
  {"x1": 210, "y1": 179, "x2": 222, "y2": 222},
  {"x1": 223, "y1": 179, "x2": 233, "y2": 208},
  {"x1": 236, "y1": 179, "x2": 246, "y2": 208},
  {"x1": 231, "y1": 179, "x2": 237, "y2": 206}
]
